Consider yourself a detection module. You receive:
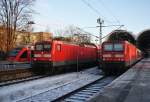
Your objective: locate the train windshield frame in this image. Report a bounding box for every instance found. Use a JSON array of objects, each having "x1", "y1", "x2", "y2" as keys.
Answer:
[
  {"x1": 114, "y1": 43, "x2": 123, "y2": 51},
  {"x1": 104, "y1": 44, "x2": 113, "y2": 51},
  {"x1": 35, "y1": 43, "x2": 51, "y2": 52},
  {"x1": 8, "y1": 48, "x2": 22, "y2": 57},
  {"x1": 44, "y1": 44, "x2": 51, "y2": 51},
  {"x1": 103, "y1": 43, "x2": 124, "y2": 52}
]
